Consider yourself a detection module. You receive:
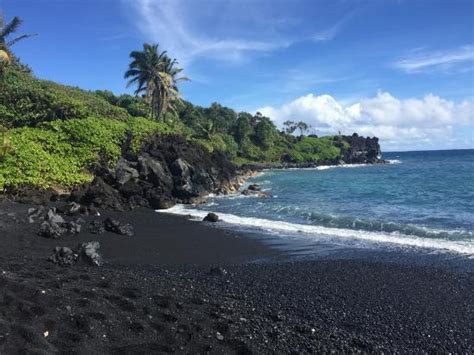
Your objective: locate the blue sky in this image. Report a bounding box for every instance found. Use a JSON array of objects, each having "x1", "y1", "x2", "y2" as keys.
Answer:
[{"x1": 2, "y1": 0, "x2": 473, "y2": 151}]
